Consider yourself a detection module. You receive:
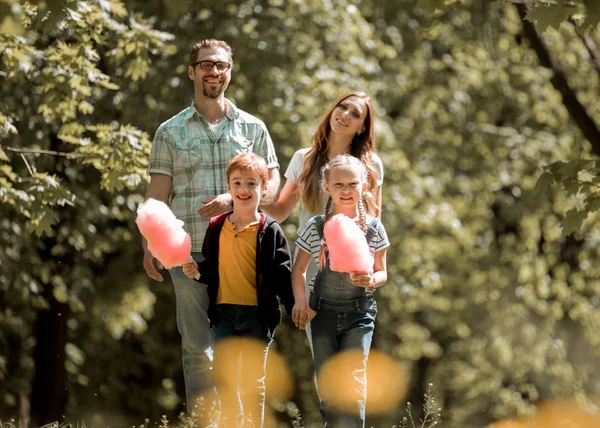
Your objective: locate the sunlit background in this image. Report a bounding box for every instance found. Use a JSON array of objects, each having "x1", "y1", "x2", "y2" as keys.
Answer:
[{"x1": 2, "y1": 0, "x2": 600, "y2": 427}]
